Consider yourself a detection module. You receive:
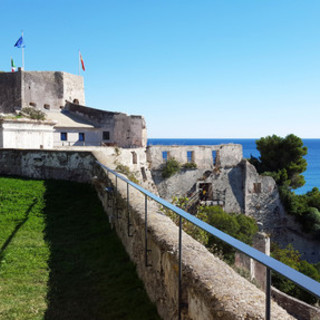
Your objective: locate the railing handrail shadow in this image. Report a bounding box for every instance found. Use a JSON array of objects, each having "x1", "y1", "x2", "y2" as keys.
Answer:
[{"x1": 97, "y1": 161, "x2": 320, "y2": 320}]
